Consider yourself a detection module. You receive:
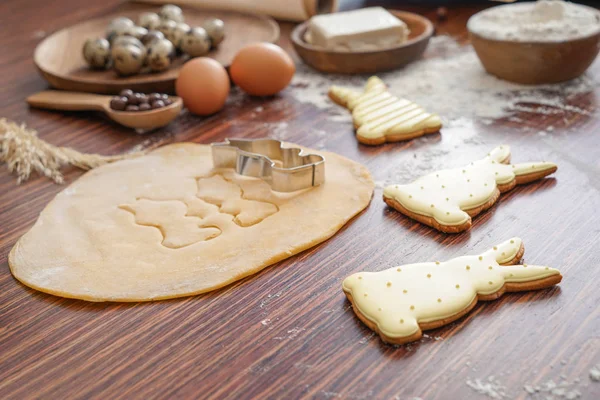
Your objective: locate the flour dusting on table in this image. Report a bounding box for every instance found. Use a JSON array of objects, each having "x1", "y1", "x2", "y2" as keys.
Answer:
[{"x1": 291, "y1": 35, "x2": 598, "y2": 128}]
